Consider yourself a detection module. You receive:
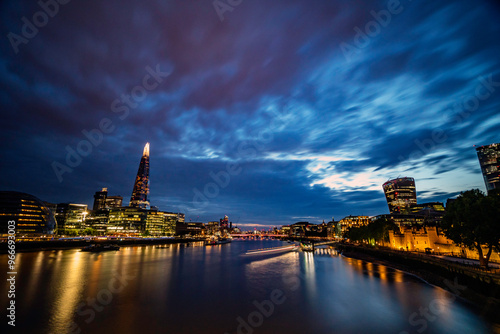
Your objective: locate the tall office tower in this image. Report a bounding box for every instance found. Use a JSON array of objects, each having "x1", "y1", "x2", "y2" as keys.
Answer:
[
  {"x1": 220, "y1": 215, "x2": 229, "y2": 228},
  {"x1": 130, "y1": 143, "x2": 150, "y2": 209},
  {"x1": 382, "y1": 177, "x2": 417, "y2": 214},
  {"x1": 93, "y1": 188, "x2": 108, "y2": 211},
  {"x1": 475, "y1": 143, "x2": 500, "y2": 193}
]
